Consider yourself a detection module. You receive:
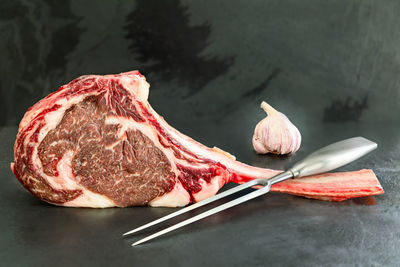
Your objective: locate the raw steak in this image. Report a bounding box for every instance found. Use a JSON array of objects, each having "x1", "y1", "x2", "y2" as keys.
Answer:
[{"x1": 11, "y1": 71, "x2": 384, "y2": 207}]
